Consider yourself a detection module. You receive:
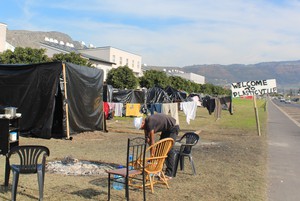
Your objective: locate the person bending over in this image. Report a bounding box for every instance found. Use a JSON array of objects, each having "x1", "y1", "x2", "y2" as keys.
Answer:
[{"x1": 140, "y1": 113, "x2": 180, "y2": 179}]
